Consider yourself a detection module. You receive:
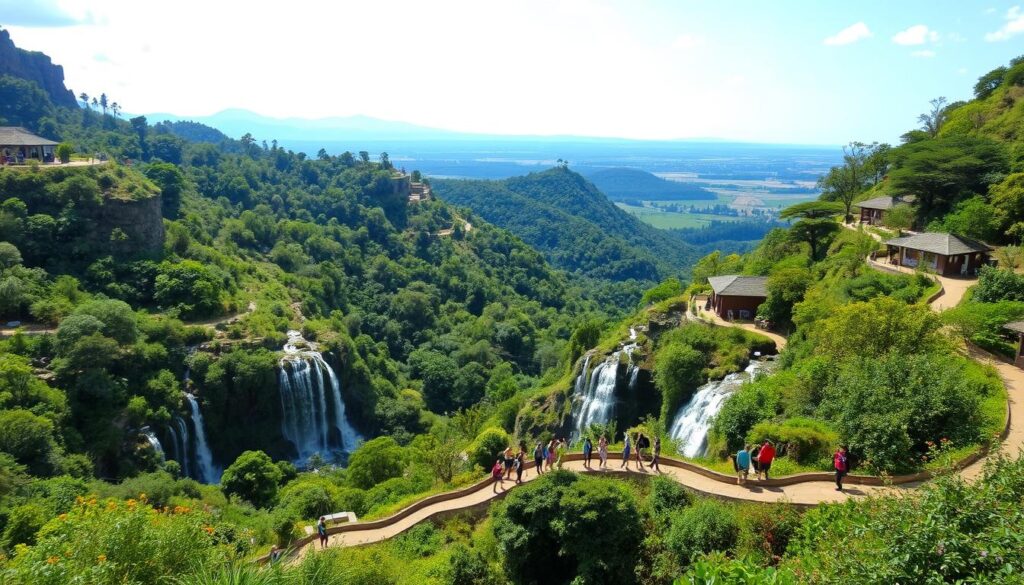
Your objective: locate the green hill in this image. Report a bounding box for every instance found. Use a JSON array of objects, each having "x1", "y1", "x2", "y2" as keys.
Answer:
[
  {"x1": 585, "y1": 167, "x2": 715, "y2": 201},
  {"x1": 434, "y1": 167, "x2": 698, "y2": 286}
]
